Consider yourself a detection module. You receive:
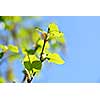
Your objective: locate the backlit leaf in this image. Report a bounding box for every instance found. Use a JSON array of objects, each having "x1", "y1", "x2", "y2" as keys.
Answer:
[
  {"x1": 24, "y1": 55, "x2": 38, "y2": 63},
  {"x1": 8, "y1": 44, "x2": 19, "y2": 53},
  {"x1": 13, "y1": 16, "x2": 22, "y2": 23},
  {"x1": 38, "y1": 40, "x2": 50, "y2": 48},
  {"x1": 0, "y1": 77, "x2": 5, "y2": 83},
  {"x1": 8, "y1": 53, "x2": 21, "y2": 62},
  {"x1": 34, "y1": 27, "x2": 44, "y2": 33},
  {"x1": 57, "y1": 36, "x2": 65, "y2": 44},
  {"x1": 32, "y1": 31, "x2": 40, "y2": 43},
  {"x1": 36, "y1": 39, "x2": 50, "y2": 54},
  {"x1": 47, "y1": 53, "x2": 64, "y2": 64},
  {"x1": 48, "y1": 23, "x2": 59, "y2": 32},
  {"x1": 48, "y1": 23, "x2": 64, "y2": 39}
]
